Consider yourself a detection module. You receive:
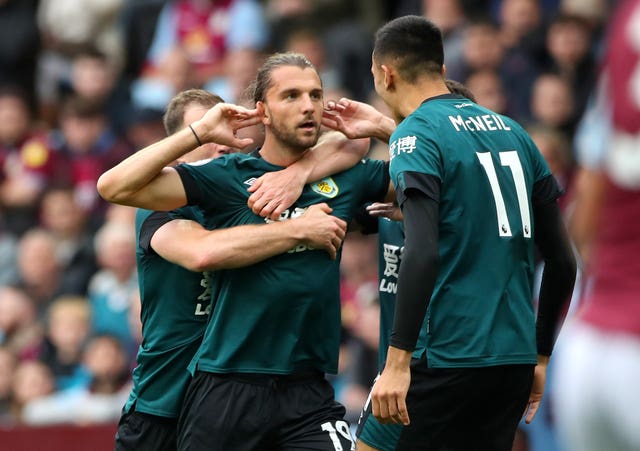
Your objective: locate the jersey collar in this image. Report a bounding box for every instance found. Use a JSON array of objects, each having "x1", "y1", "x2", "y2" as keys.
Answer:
[{"x1": 421, "y1": 93, "x2": 465, "y2": 105}]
